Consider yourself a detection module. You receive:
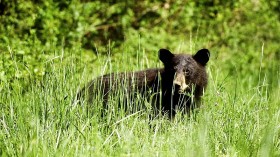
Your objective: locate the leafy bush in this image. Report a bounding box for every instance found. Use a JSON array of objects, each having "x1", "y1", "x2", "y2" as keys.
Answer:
[{"x1": 0, "y1": 0, "x2": 279, "y2": 91}]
